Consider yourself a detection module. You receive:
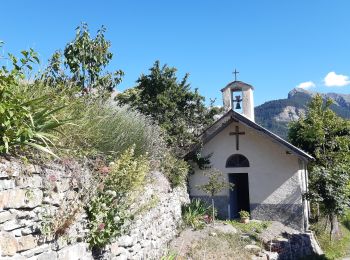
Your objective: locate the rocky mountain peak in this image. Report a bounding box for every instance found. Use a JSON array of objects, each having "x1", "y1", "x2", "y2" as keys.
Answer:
[{"x1": 287, "y1": 88, "x2": 313, "y2": 99}]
